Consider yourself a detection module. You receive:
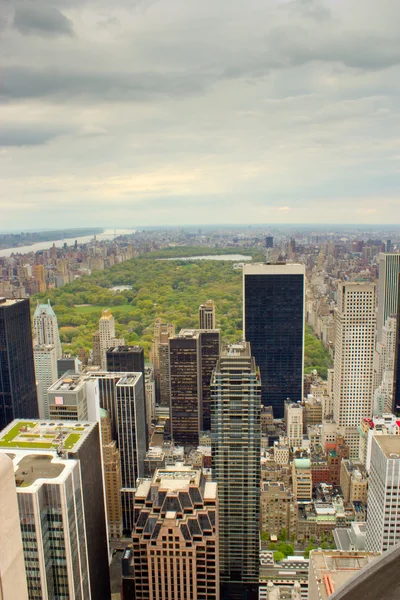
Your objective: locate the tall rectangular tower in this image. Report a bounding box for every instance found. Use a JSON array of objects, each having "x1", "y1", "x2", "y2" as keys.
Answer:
[
  {"x1": 366, "y1": 435, "x2": 400, "y2": 552},
  {"x1": 33, "y1": 300, "x2": 62, "y2": 359},
  {"x1": 211, "y1": 342, "x2": 261, "y2": 599},
  {"x1": 243, "y1": 263, "x2": 305, "y2": 418},
  {"x1": 377, "y1": 253, "x2": 400, "y2": 341},
  {"x1": 33, "y1": 344, "x2": 58, "y2": 419},
  {"x1": 0, "y1": 298, "x2": 38, "y2": 430},
  {"x1": 199, "y1": 299, "x2": 216, "y2": 330},
  {"x1": 333, "y1": 283, "x2": 376, "y2": 457},
  {"x1": 150, "y1": 319, "x2": 175, "y2": 405}
]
